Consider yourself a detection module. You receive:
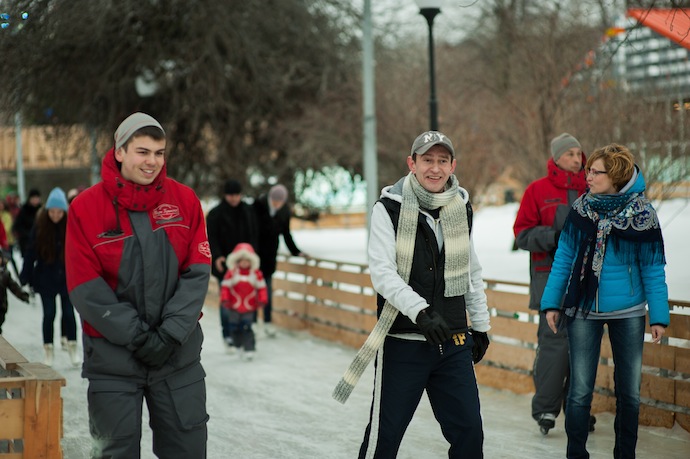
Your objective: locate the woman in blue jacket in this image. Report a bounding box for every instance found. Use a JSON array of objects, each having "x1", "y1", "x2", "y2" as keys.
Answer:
[
  {"x1": 541, "y1": 143, "x2": 669, "y2": 459},
  {"x1": 20, "y1": 187, "x2": 79, "y2": 367}
]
